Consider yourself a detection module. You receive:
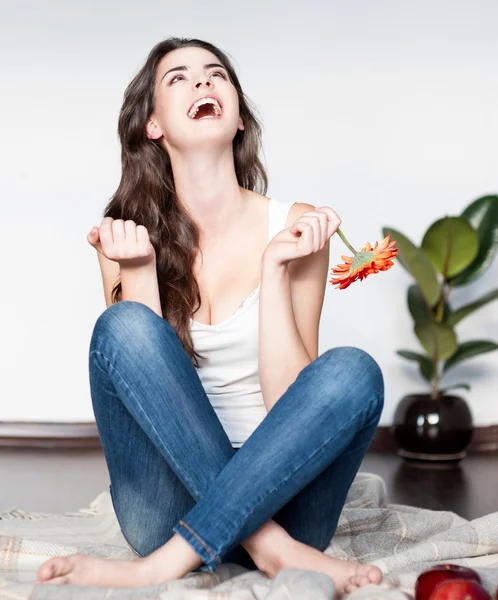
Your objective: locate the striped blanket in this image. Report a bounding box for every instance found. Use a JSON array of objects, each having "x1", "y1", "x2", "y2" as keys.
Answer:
[{"x1": 1, "y1": 473, "x2": 498, "y2": 599}]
